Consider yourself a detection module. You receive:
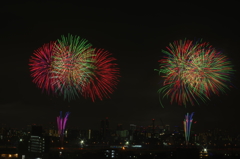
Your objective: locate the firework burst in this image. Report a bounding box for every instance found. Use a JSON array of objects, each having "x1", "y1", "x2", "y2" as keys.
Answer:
[
  {"x1": 29, "y1": 34, "x2": 120, "y2": 102},
  {"x1": 81, "y1": 48, "x2": 120, "y2": 101},
  {"x1": 156, "y1": 39, "x2": 234, "y2": 107},
  {"x1": 29, "y1": 41, "x2": 58, "y2": 95},
  {"x1": 51, "y1": 34, "x2": 96, "y2": 100}
]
